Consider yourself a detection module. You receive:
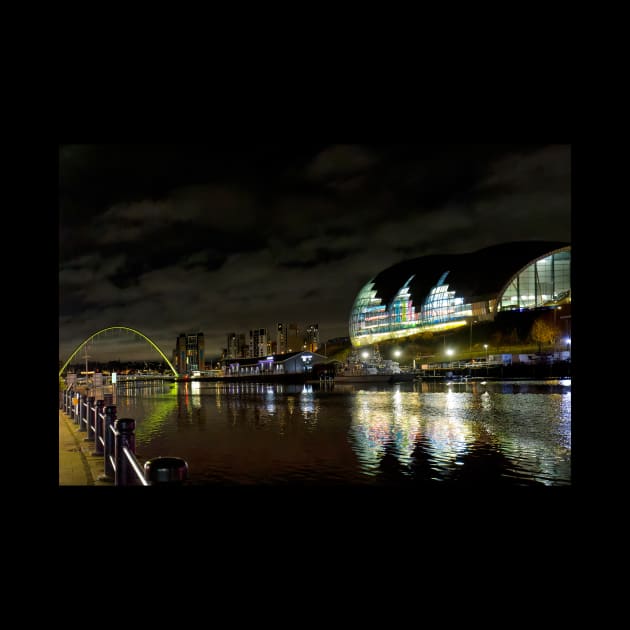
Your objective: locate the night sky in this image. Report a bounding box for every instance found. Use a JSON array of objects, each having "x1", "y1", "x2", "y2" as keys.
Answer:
[{"x1": 59, "y1": 144, "x2": 571, "y2": 363}]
